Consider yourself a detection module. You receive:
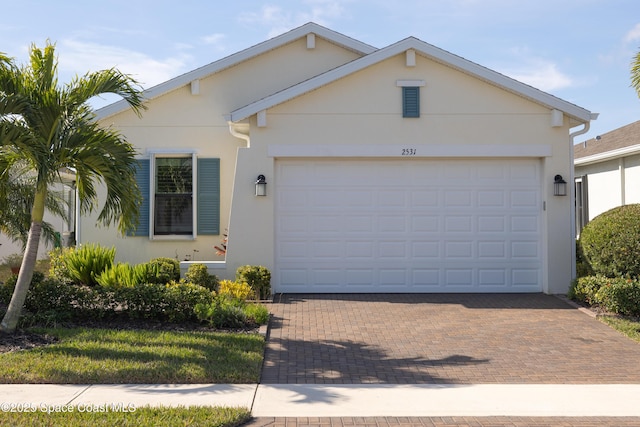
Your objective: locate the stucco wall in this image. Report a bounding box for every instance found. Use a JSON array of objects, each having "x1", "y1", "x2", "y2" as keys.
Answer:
[
  {"x1": 226, "y1": 51, "x2": 576, "y2": 293},
  {"x1": 82, "y1": 36, "x2": 365, "y2": 268}
]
